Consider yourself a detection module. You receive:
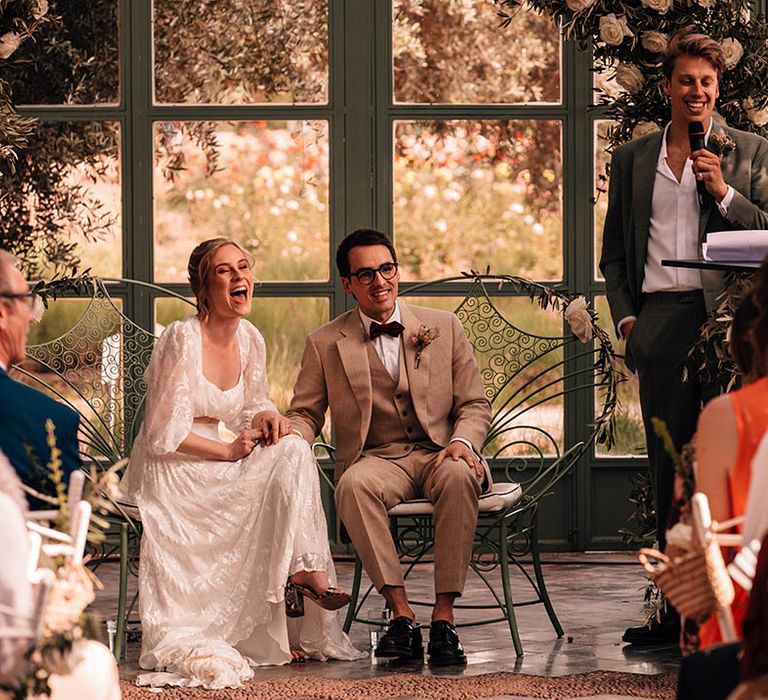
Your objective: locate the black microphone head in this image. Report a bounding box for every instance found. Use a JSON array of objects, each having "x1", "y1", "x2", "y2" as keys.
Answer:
[{"x1": 688, "y1": 120, "x2": 705, "y2": 137}]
